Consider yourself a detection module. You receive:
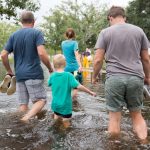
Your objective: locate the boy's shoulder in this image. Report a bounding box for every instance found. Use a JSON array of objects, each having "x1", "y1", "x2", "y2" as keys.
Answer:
[
  {"x1": 61, "y1": 72, "x2": 74, "y2": 78},
  {"x1": 65, "y1": 72, "x2": 74, "y2": 77},
  {"x1": 49, "y1": 72, "x2": 56, "y2": 78},
  {"x1": 50, "y1": 72, "x2": 73, "y2": 76},
  {"x1": 60, "y1": 72, "x2": 75, "y2": 79}
]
